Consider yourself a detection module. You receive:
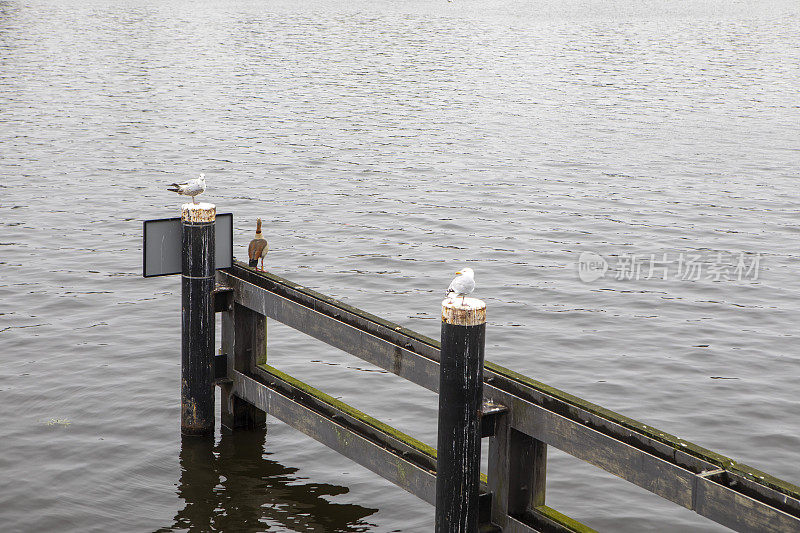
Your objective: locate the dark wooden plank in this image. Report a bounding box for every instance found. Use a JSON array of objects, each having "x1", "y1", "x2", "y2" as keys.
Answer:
[
  {"x1": 488, "y1": 412, "x2": 512, "y2": 529},
  {"x1": 488, "y1": 416, "x2": 548, "y2": 529},
  {"x1": 509, "y1": 429, "x2": 547, "y2": 511},
  {"x1": 221, "y1": 272, "x2": 440, "y2": 391},
  {"x1": 498, "y1": 391, "x2": 695, "y2": 509},
  {"x1": 486, "y1": 390, "x2": 800, "y2": 532},
  {"x1": 504, "y1": 515, "x2": 545, "y2": 533},
  {"x1": 694, "y1": 472, "x2": 800, "y2": 533},
  {"x1": 220, "y1": 300, "x2": 266, "y2": 430},
  {"x1": 228, "y1": 263, "x2": 441, "y2": 361},
  {"x1": 230, "y1": 369, "x2": 437, "y2": 504},
  {"x1": 253, "y1": 363, "x2": 438, "y2": 473}
]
